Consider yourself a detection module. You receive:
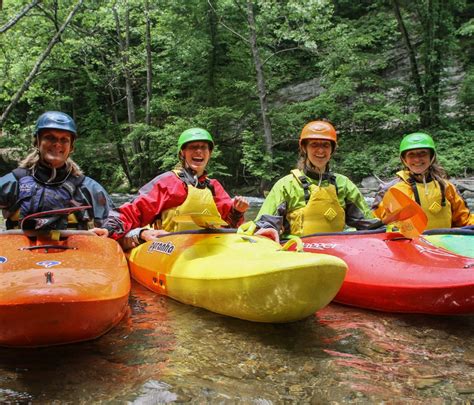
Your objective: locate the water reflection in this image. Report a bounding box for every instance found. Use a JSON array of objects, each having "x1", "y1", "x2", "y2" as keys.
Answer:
[
  {"x1": 0, "y1": 281, "x2": 473, "y2": 403},
  {"x1": 0, "y1": 282, "x2": 175, "y2": 403}
]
